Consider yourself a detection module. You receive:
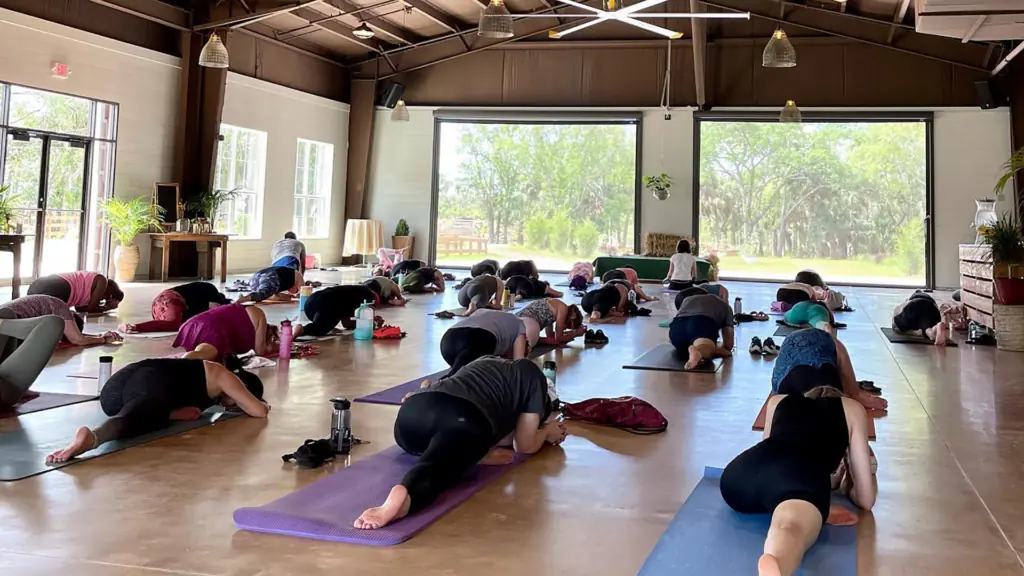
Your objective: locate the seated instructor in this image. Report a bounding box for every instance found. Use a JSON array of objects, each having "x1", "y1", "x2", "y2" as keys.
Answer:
[
  {"x1": 720, "y1": 386, "x2": 875, "y2": 576},
  {"x1": 28, "y1": 270, "x2": 122, "y2": 314},
  {"x1": 235, "y1": 266, "x2": 304, "y2": 304},
  {"x1": 668, "y1": 291, "x2": 734, "y2": 370},
  {"x1": 47, "y1": 356, "x2": 269, "y2": 463},
  {"x1": 270, "y1": 231, "x2": 307, "y2": 273},
  {"x1": 120, "y1": 282, "x2": 231, "y2": 334},
  {"x1": 355, "y1": 356, "x2": 565, "y2": 530},
  {"x1": 440, "y1": 309, "x2": 527, "y2": 377}
]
